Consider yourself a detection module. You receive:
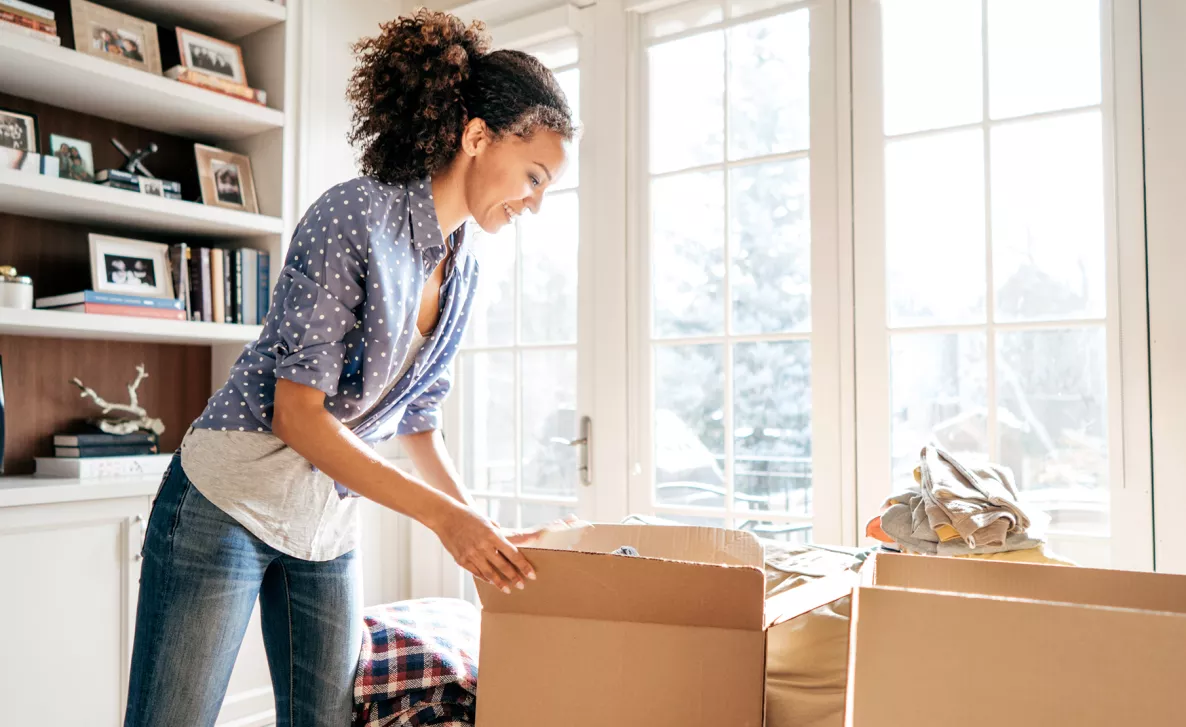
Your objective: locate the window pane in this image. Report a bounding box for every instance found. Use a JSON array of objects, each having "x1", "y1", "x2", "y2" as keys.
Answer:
[
  {"x1": 520, "y1": 191, "x2": 578, "y2": 344},
  {"x1": 730, "y1": 159, "x2": 810, "y2": 334},
  {"x1": 650, "y1": 512, "x2": 728, "y2": 528},
  {"x1": 464, "y1": 227, "x2": 515, "y2": 348},
  {"x1": 987, "y1": 0, "x2": 1101, "y2": 119},
  {"x1": 881, "y1": 0, "x2": 982, "y2": 135},
  {"x1": 886, "y1": 129, "x2": 986, "y2": 327},
  {"x1": 733, "y1": 341, "x2": 811, "y2": 514},
  {"x1": 654, "y1": 344, "x2": 725, "y2": 507},
  {"x1": 649, "y1": 32, "x2": 724, "y2": 173},
  {"x1": 727, "y1": 9, "x2": 809, "y2": 160},
  {"x1": 461, "y1": 352, "x2": 516, "y2": 495},
  {"x1": 736, "y1": 520, "x2": 812, "y2": 544},
  {"x1": 652, "y1": 171, "x2": 725, "y2": 337},
  {"x1": 521, "y1": 349, "x2": 578, "y2": 498},
  {"x1": 996, "y1": 327, "x2": 1109, "y2": 507},
  {"x1": 890, "y1": 332, "x2": 988, "y2": 477},
  {"x1": 646, "y1": 0, "x2": 723, "y2": 39},
  {"x1": 553, "y1": 68, "x2": 580, "y2": 190},
  {"x1": 527, "y1": 37, "x2": 578, "y2": 69},
  {"x1": 991, "y1": 112, "x2": 1106, "y2": 323},
  {"x1": 520, "y1": 502, "x2": 577, "y2": 529},
  {"x1": 476, "y1": 497, "x2": 512, "y2": 527}
]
